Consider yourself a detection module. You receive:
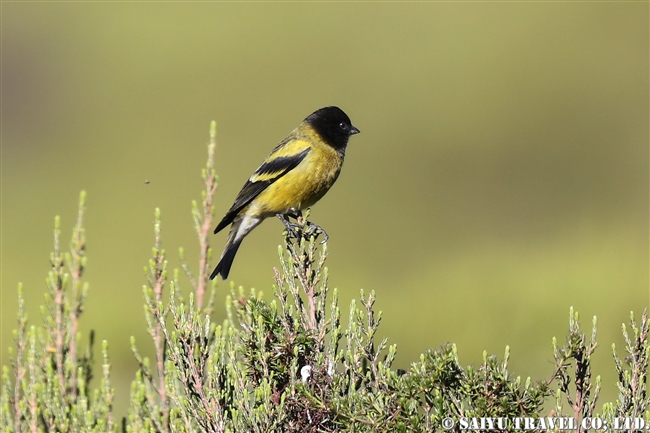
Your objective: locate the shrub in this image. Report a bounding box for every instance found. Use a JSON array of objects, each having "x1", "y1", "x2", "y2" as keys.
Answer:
[{"x1": 2, "y1": 122, "x2": 648, "y2": 432}]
